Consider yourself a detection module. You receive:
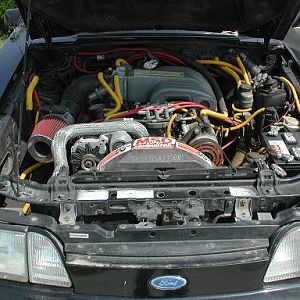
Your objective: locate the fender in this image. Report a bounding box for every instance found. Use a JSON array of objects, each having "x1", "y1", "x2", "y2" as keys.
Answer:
[{"x1": 0, "y1": 26, "x2": 26, "y2": 100}]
